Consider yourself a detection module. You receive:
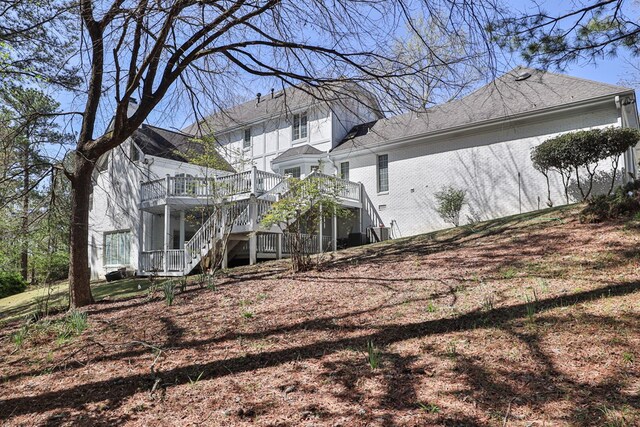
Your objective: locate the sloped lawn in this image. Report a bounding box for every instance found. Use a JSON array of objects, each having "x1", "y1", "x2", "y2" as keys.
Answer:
[
  {"x1": 0, "y1": 206, "x2": 639, "y2": 426},
  {"x1": 0, "y1": 278, "x2": 157, "y2": 321}
]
